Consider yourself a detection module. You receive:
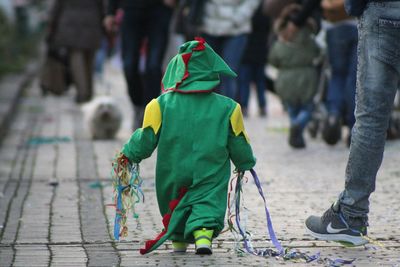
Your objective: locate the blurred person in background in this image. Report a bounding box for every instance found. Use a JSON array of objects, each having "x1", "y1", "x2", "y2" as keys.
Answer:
[
  {"x1": 268, "y1": 0, "x2": 357, "y2": 147},
  {"x1": 268, "y1": 4, "x2": 321, "y2": 149},
  {"x1": 48, "y1": 0, "x2": 105, "y2": 103},
  {"x1": 199, "y1": 0, "x2": 261, "y2": 100},
  {"x1": 13, "y1": 0, "x2": 29, "y2": 36},
  {"x1": 104, "y1": 0, "x2": 175, "y2": 130},
  {"x1": 237, "y1": 3, "x2": 272, "y2": 117},
  {"x1": 94, "y1": 9, "x2": 123, "y2": 81},
  {"x1": 320, "y1": 0, "x2": 357, "y2": 147},
  {"x1": 174, "y1": 0, "x2": 205, "y2": 41}
]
